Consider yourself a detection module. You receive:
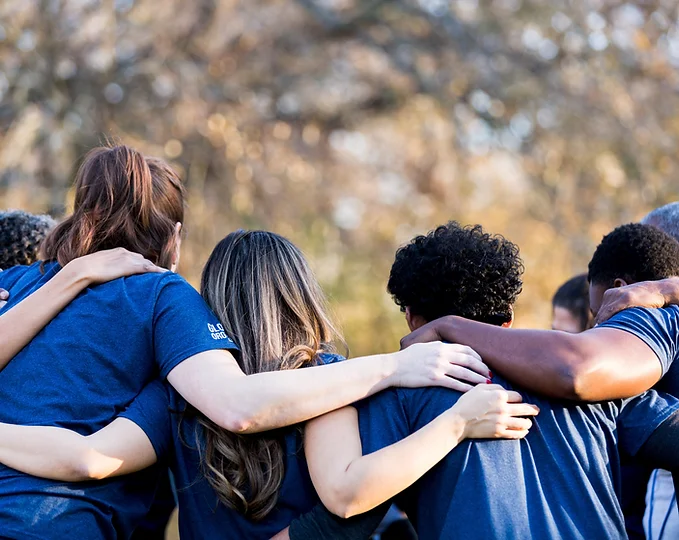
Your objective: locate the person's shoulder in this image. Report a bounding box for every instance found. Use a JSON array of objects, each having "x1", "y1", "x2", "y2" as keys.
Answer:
[
  {"x1": 122, "y1": 270, "x2": 195, "y2": 299},
  {"x1": 605, "y1": 305, "x2": 679, "y2": 324},
  {"x1": 0, "y1": 261, "x2": 52, "y2": 288},
  {"x1": 316, "y1": 352, "x2": 346, "y2": 365}
]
